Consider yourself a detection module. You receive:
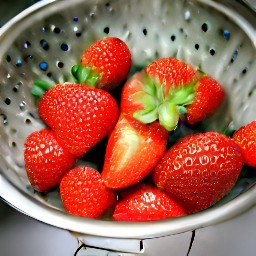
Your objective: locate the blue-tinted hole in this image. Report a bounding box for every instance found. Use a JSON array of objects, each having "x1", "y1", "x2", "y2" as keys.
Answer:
[
  {"x1": 61, "y1": 43, "x2": 69, "y2": 51},
  {"x1": 73, "y1": 17, "x2": 79, "y2": 22},
  {"x1": 16, "y1": 60, "x2": 22, "y2": 67},
  {"x1": 39, "y1": 61, "x2": 48, "y2": 71},
  {"x1": 40, "y1": 39, "x2": 49, "y2": 50},
  {"x1": 223, "y1": 29, "x2": 231, "y2": 40},
  {"x1": 230, "y1": 48, "x2": 239, "y2": 63}
]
